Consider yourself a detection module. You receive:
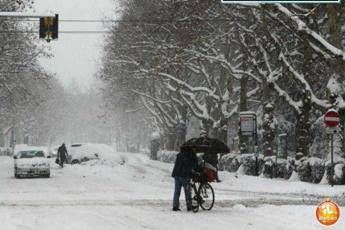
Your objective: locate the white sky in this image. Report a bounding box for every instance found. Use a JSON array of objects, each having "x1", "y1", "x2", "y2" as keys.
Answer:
[{"x1": 32, "y1": 0, "x2": 117, "y2": 90}]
